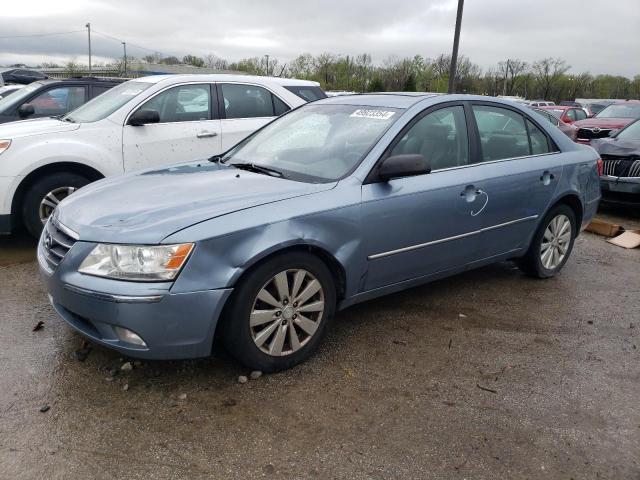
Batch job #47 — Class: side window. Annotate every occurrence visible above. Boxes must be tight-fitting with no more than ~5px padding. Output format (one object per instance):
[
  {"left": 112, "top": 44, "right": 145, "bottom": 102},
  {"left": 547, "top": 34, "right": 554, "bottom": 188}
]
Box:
[
  {"left": 565, "top": 109, "right": 577, "bottom": 121},
  {"left": 575, "top": 109, "right": 587, "bottom": 121},
  {"left": 526, "top": 120, "right": 551, "bottom": 155},
  {"left": 390, "top": 105, "right": 469, "bottom": 170},
  {"left": 139, "top": 84, "right": 210, "bottom": 123},
  {"left": 472, "top": 105, "right": 530, "bottom": 161},
  {"left": 273, "top": 95, "right": 290, "bottom": 116},
  {"left": 91, "top": 85, "right": 112, "bottom": 99},
  {"left": 221, "top": 84, "right": 286, "bottom": 119},
  {"left": 30, "top": 86, "right": 86, "bottom": 115}
]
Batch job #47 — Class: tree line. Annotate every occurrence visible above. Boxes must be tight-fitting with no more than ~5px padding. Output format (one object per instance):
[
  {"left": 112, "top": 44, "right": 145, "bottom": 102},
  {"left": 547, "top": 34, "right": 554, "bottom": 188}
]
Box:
[{"left": 41, "top": 50, "right": 640, "bottom": 102}]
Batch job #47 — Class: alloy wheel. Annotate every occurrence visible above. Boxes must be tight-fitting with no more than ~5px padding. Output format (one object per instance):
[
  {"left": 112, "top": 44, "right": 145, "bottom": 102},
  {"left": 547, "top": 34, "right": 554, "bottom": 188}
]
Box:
[
  {"left": 250, "top": 269, "right": 325, "bottom": 357},
  {"left": 540, "top": 214, "right": 571, "bottom": 270},
  {"left": 38, "top": 186, "right": 77, "bottom": 224}
]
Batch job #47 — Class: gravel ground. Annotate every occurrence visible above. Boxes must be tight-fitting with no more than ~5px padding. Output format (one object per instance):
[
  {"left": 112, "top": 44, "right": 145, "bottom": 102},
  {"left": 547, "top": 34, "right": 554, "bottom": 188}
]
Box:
[{"left": 0, "top": 208, "right": 638, "bottom": 480}]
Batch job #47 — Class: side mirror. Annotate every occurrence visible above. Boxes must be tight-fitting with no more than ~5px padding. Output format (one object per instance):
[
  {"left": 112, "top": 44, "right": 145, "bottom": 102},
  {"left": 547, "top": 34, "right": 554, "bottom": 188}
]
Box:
[
  {"left": 378, "top": 154, "right": 431, "bottom": 181},
  {"left": 128, "top": 109, "right": 160, "bottom": 126},
  {"left": 17, "top": 103, "right": 35, "bottom": 118}
]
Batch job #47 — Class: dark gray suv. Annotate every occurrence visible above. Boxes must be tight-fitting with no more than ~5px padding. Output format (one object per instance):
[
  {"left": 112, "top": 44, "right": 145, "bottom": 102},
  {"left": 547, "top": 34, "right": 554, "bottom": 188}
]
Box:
[{"left": 0, "top": 77, "right": 124, "bottom": 124}]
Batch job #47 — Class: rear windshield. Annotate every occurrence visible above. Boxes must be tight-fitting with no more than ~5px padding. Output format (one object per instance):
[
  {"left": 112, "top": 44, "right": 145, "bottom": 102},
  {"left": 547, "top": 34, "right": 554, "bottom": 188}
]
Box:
[{"left": 284, "top": 86, "right": 327, "bottom": 102}]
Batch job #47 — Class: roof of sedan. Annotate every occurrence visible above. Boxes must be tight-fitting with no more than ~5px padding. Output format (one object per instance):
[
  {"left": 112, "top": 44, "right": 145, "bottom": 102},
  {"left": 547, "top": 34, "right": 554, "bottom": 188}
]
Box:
[
  {"left": 318, "top": 93, "right": 440, "bottom": 109},
  {"left": 133, "top": 74, "right": 320, "bottom": 86}
]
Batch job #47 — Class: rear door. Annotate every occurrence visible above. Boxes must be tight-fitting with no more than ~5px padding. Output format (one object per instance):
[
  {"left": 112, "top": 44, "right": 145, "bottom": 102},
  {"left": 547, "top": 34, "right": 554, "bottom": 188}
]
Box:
[
  {"left": 469, "top": 103, "right": 562, "bottom": 260},
  {"left": 122, "top": 83, "right": 222, "bottom": 171},
  {"left": 218, "top": 83, "right": 291, "bottom": 151}
]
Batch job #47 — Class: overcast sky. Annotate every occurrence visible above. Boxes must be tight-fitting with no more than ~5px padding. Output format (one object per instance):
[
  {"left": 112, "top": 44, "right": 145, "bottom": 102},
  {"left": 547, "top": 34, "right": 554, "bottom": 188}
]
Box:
[{"left": 1, "top": 0, "right": 639, "bottom": 76}]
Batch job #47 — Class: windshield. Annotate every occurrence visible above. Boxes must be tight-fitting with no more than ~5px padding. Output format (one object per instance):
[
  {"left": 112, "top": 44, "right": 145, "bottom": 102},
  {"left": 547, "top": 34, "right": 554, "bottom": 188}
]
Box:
[
  {"left": 223, "top": 104, "right": 401, "bottom": 182},
  {"left": 0, "top": 82, "right": 41, "bottom": 112},
  {"left": 617, "top": 120, "right": 640, "bottom": 141},
  {"left": 596, "top": 103, "right": 640, "bottom": 119},
  {"left": 64, "top": 81, "right": 150, "bottom": 123}
]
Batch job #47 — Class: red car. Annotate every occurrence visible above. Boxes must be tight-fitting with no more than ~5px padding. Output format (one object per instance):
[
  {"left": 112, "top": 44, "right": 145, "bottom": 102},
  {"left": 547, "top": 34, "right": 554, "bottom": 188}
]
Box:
[
  {"left": 532, "top": 108, "right": 578, "bottom": 141},
  {"left": 572, "top": 100, "right": 640, "bottom": 143},
  {"left": 539, "top": 105, "right": 588, "bottom": 124}
]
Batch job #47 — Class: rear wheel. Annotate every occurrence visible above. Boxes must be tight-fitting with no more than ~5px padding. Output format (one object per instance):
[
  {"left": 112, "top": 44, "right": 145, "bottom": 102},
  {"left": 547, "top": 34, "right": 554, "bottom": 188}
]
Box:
[
  {"left": 517, "top": 204, "right": 576, "bottom": 278},
  {"left": 22, "top": 172, "right": 90, "bottom": 237},
  {"left": 221, "top": 252, "right": 336, "bottom": 372}
]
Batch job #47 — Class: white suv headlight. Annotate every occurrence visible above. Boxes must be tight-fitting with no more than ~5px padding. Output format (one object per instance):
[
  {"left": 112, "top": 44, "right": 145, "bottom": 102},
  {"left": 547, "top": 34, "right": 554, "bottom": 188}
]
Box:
[
  {"left": 78, "top": 243, "right": 194, "bottom": 281},
  {"left": 0, "top": 140, "right": 11, "bottom": 155}
]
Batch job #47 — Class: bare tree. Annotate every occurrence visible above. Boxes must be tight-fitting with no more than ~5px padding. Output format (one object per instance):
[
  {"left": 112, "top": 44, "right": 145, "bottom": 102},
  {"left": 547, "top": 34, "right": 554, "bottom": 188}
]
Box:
[
  {"left": 204, "top": 54, "right": 228, "bottom": 70},
  {"left": 532, "top": 58, "right": 570, "bottom": 100}
]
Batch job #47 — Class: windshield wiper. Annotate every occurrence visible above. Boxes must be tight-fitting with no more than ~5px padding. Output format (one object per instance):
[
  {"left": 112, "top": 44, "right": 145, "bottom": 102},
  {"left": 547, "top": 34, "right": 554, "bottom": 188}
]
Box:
[
  {"left": 60, "top": 116, "right": 75, "bottom": 123},
  {"left": 231, "top": 162, "right": 284, "bottom": 178}
]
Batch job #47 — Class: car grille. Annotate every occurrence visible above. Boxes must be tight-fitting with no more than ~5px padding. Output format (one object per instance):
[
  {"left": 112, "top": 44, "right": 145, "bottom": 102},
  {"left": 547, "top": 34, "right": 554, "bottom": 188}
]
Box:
[
  {"left": 41, "top": 218, "right": 78, "bottom": 271},
  {"left": 577, "top": 127, "right": 612, "bottom": 141},
  {"left": 602, "top": 155, "right": 640, "bottom": 177}
]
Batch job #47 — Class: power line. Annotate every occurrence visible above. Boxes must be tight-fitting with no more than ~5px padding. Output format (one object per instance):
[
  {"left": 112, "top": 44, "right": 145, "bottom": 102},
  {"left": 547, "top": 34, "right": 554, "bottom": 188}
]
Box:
[
  {"left": 92, "top": 30, "right": 170, "bottom": 56},
  {"left": 0, "top": 30, "right": 85, "bottom": 39}
]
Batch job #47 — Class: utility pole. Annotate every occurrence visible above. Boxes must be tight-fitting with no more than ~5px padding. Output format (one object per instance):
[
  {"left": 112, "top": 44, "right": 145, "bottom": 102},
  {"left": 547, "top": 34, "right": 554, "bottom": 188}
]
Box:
[
  {"left": 447, "top": 0, "right": 464, "bottom": 93},
  {"left": 122, "top": 42, "right": 127, "bottom": 77},
  {"left": 502, "top": 59, "right": 510, "bottom": 96},
  {"left": 265, "top": 54, "right": 270, "bottom": 76},
  {"left": 86, "top": 22, "right": 92, "bottom": 76}
]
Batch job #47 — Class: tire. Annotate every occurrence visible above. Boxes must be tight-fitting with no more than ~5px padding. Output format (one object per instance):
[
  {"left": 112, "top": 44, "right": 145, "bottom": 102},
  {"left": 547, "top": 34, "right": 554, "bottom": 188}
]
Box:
[
  {"left": 22, "top": 172, "right": 91, "bottom": 238},
  {"left": 517, "top": 204, "right": 577, "bottom": 278},
  {"left": 221, "top": 251, "right": 337, "bottom": 372}
]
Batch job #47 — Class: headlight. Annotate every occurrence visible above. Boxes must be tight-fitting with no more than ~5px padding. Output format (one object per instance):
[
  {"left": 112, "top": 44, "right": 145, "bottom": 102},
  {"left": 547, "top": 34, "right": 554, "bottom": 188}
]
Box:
[
  {"left": 78, "top": 243, "right": 194, "bottom": 281},
  {"left": 0, "top": 139, "right": 11, "bottom": 155}
]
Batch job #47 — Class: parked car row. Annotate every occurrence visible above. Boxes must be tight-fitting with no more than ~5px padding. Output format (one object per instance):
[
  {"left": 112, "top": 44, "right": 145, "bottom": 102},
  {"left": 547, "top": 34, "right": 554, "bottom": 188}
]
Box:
[{"left": 0, "top": 74, "right": 609, "bottom": 371}]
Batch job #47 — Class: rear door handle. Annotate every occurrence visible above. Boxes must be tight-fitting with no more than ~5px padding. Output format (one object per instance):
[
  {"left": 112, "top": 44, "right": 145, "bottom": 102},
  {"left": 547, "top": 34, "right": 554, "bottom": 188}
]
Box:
[
  {"left": 540, "top": 170, "right": 555, "bottom": 185},
  {"left": 196, "top": 131, "right": 218, "bottom": 138}
]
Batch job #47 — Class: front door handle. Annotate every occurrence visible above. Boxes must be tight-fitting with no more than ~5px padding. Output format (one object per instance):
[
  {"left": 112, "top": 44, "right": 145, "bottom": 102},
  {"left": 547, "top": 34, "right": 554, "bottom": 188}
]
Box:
[
  {"left": 460, "top": 184, "right": 481, "bottom": 202},
  {"left": 540, "top": 170, "right": 555, "bottom": 185},
  {"left": 196, "top": 131, "right": 218, "bottom": 138}
]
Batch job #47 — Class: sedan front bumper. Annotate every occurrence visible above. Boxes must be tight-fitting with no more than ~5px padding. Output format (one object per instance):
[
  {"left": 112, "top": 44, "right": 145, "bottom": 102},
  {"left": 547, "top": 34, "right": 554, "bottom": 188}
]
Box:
[{"left": 38, "top": 240, "right": 232, "bottom": 360}]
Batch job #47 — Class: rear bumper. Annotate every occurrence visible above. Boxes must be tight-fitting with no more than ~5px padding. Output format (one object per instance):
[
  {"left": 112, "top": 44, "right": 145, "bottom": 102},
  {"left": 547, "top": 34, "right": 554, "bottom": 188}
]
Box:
[{"left": 38, "top": 241, "right": 233, "bottom": 360}]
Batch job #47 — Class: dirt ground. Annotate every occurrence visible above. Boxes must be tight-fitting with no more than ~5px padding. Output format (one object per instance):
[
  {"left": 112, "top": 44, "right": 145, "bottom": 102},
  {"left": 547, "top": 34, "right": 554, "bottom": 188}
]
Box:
[{"left": 0, "top": 206, "right": 638, "bottom": 480}]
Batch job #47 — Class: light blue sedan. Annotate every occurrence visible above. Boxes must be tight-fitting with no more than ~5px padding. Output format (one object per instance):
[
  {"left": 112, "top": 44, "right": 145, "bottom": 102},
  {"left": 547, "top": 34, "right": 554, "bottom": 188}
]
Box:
[{"left": 38, "top": 94, "right": 601, "bottom": 371}]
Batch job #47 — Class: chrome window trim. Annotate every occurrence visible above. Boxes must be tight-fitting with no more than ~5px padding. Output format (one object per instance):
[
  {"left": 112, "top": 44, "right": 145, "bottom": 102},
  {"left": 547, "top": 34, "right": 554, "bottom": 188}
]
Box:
[
  {"left": 368, "top": 215, "right": 539, "bottom": 260},
  {"left": 63, "top": 284, "right": 164, "bottom": 304},
  {"left": 426, "top": 151, "right": 560, "bottom": 175}
]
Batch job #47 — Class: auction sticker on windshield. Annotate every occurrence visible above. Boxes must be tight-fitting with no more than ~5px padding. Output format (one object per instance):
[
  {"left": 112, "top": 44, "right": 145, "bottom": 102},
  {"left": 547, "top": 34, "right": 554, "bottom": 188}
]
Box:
[{"left": 350, "top": 109, "right": 396, "bottom": 120}]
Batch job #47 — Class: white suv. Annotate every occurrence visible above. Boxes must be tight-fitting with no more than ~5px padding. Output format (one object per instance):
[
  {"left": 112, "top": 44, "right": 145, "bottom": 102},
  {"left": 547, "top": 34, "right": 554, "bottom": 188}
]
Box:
[{"left": 0, "top": 74, "right": 325, "bottom": 236}]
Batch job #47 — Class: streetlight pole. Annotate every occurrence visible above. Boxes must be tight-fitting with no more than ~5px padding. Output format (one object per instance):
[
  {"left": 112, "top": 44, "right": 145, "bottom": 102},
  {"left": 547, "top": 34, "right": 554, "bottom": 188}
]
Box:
[
  {"left": 86, "top": 22, "right": 92, "bottom": 76},
  {"left": 447, "top": 0, "right": 464, "bottom": 93},
  {"left": 265, "top": 54, "right": 270, "bottom": 76},
  {"left": 122, "top": 42, "right": 127, "bottom": 77}
]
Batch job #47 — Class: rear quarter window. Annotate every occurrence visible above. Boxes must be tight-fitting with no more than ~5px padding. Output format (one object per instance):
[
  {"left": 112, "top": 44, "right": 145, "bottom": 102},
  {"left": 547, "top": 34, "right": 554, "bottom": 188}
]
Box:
[{"left": 283, "top": 86, "right": 327, "bottom": 102}]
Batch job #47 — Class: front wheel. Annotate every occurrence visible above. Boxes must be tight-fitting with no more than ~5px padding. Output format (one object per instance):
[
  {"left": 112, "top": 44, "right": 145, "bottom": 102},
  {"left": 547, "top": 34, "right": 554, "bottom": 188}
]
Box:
[
  {"left": 221, "top": 252, "right": 336, "bottom": 372},
  {"left": 22, "top": 172, "right": 91, "bottom": 238},
  {"left": 517, "top": 204, "right": 577, "bottom": 278}
]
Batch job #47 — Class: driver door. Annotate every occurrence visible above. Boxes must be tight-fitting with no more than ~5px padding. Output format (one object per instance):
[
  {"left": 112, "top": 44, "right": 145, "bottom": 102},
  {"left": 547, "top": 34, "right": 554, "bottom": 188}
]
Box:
[
  {"left": 122, "top": 83, "right": 221, "bottom": 171},
  {"left": 361, "top": 104, "right": 485, "bottom": 291}
]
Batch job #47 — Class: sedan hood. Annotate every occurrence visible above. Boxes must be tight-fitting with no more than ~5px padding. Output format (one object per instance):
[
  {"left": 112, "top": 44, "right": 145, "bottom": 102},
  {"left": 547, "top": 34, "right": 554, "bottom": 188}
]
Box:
[
  {"left": 0, "top": 117, "right": 80, "bottom": 139},
  {"left": 591, "top": 137, "right": 640, "bottom": 157},
  {"left": 573, "top": 117, "right": 634, "bottom": 130},
  {"left": 56, "top": 162, "right": 336, "bottom": 243}
]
